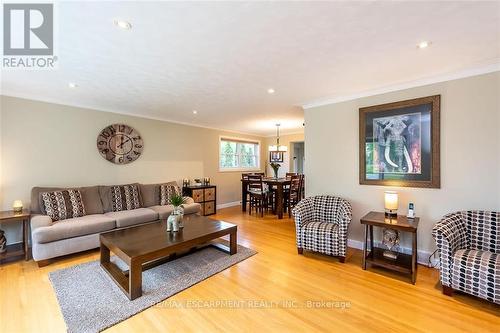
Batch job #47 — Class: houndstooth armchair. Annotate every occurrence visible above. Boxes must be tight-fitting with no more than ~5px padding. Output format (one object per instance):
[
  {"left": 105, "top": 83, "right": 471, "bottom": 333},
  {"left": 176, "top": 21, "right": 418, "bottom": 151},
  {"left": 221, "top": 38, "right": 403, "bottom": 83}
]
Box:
[
  {"left": 432, "top": 211, "right": 499, "bottom": 304},
  {"left": 293, "top": 195, "right": 352, "bottom": 263}
]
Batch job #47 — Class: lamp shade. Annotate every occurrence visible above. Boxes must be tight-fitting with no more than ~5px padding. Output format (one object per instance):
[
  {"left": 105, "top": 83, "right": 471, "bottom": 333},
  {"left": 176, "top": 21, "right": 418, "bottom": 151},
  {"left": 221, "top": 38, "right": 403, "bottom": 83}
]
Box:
[
  {"left": 384, "top": 191, "right": 398, "bottom": 211},
  {"left": 268, "top": 145, "right": 288, "bottom": 152}
]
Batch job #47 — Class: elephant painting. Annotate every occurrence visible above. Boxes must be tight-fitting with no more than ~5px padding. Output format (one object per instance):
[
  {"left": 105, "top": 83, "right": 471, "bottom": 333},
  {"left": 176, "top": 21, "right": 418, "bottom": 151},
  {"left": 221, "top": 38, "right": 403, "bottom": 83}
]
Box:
[{"left": 372, "top": 112, "right": 421, "bottom": 174}]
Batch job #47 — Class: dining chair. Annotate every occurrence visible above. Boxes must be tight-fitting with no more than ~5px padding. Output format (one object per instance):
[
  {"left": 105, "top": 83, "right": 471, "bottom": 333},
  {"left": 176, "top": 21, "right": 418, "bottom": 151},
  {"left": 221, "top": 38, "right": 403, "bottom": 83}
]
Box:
[
  {"left": 287, "top": 175, "right": 302, "bottom": 217},
  {"left": 286, "top": 172, "right": 298, "bottom": 178},
  {"left": 299, "top": 174, "right": 305, "bottom": 199},
  {"left": 247, "top": 175, "right": 268, "bottom": 217}
]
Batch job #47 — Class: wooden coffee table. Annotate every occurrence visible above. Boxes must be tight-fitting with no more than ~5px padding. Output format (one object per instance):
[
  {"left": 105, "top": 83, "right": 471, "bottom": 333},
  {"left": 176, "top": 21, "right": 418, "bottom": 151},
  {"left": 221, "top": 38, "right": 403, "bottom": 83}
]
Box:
[{"left": 99, "top": 214, "right": 237, "bottom": 300}]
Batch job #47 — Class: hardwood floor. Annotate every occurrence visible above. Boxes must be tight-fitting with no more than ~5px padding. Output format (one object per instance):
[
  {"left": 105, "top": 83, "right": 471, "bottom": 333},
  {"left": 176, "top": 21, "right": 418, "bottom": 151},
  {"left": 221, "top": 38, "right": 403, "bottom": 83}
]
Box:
[{"left": 0, "top": 206, "right": 498, "bottom": 332}]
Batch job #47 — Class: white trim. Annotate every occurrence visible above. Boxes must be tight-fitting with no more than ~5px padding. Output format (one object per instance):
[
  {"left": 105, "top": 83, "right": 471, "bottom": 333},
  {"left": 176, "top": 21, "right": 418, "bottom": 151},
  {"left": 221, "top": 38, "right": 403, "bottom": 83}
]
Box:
[
  {"left": 0, "top": 92, "right": 266, "bottom": 138},
  {"left": 347, "top": 238, "right": 438, "bottom": 267},
  {"left": 216, "top": 201, "right": 241, "bottom": 210},
  {"left": 218, "top": 135, "right": 261, "bottom": 172},
  {"left": 302, "top": 62, "right": 500, "bottom": 109}
]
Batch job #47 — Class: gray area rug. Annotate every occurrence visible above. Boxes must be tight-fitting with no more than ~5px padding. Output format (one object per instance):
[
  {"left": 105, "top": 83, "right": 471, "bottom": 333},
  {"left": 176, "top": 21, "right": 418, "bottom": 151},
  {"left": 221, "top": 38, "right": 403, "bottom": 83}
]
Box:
[{"left": 49, "top": 243, "right": 257, "bottom": 333}]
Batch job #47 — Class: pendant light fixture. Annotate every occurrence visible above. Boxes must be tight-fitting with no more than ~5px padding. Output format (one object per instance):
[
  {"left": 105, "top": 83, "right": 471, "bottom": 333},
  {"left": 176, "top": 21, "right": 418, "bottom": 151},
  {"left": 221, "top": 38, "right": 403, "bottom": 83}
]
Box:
[{"left": 269, "top": 124, "right": 287, "bottom": 152}]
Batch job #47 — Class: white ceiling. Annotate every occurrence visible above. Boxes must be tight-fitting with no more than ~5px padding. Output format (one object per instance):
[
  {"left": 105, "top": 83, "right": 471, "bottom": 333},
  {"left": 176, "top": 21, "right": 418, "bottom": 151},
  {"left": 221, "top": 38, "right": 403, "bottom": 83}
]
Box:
[{"left": 1, "top": 1, "right": 499, "bottom": 136}]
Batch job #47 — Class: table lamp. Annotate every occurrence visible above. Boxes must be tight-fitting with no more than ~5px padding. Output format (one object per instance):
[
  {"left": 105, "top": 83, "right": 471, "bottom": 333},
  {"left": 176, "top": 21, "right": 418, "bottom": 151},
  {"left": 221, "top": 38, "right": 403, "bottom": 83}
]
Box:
[{"left": 384, "top": 191, "right": 398, "bottom": 217}]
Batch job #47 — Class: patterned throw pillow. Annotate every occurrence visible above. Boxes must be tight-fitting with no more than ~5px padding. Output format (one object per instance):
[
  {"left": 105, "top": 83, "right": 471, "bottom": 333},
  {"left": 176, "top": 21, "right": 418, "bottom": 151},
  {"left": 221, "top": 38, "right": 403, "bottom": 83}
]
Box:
[
  {"left": 159, "top": 184, "right": 181, "bottom": 206},
  {"left": 41, "top": 189, "right": 86, "bottom": 221},
  {"left": 110, "top": 184, "right": 142, "bottom": 212}
]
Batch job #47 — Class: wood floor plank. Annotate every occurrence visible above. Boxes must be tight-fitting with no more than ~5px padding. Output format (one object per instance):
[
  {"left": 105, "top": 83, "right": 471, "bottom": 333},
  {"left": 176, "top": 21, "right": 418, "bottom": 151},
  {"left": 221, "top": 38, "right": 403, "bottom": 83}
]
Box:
[{"left": 0, "top": 206, "right": 498, "bottom": 332}]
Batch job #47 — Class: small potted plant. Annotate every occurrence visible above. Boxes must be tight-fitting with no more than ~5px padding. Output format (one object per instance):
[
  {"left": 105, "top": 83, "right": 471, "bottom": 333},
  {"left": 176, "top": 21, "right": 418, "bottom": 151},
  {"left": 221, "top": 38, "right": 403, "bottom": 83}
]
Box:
[
  {"left": 167, "top": 194, "right": 186, "bottom": 231},
  {"left": 270, "top": 162, "right": 281, "bottom": 178}
]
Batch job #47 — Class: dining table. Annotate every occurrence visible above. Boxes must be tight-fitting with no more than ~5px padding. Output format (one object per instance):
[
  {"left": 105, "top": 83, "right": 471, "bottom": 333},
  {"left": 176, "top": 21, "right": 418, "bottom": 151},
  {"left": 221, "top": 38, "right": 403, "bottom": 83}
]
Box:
[{"left": 241, "top": 177, "right": 291, "bottom": 219}]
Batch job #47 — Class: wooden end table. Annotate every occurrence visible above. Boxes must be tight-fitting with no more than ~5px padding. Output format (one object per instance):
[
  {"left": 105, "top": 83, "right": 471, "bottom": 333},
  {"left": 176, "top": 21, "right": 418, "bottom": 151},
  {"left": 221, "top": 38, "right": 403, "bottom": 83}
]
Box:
[
  {"left": 0, "top": 209, "right": 31, "bottom": 262},
  {"left": 360, "top": 211, "right": 419, "bottom": 284}
]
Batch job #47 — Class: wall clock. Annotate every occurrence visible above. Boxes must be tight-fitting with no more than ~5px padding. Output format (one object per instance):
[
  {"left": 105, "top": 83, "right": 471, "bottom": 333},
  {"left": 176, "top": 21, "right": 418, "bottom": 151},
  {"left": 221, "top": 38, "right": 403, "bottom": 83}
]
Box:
[{"left": 97, "top": 124, "right": 143, "bottom": 164}]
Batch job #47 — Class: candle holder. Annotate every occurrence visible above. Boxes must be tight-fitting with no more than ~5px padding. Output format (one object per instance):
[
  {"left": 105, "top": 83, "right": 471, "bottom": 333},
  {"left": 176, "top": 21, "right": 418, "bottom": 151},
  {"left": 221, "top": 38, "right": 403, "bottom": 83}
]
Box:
[{"left": 13, "top": 200, "right": 23, "bottom": 213}]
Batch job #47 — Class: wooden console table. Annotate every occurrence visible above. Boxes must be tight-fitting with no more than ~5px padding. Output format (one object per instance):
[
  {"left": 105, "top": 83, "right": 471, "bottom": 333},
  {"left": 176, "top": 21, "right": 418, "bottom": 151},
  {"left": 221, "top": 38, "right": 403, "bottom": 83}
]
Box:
[
  {"left": 0, "top": 209, "right": 31, "bottom": 262},
  {"left": 360, "top": 211, "right": 419, "bottom": 284}
]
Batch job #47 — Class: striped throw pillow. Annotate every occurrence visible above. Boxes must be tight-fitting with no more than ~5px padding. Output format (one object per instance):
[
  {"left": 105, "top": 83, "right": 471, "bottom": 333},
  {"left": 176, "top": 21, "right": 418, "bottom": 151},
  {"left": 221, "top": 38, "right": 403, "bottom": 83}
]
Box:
[
  {"left": 41, "top": 189, "right": 86, "bottom": 221},
  {"left": 110, "top": 184, "right": 141, "bottom": 212},
  {"left": 159, "top": 184, "right": 181, "bottom": 206}
]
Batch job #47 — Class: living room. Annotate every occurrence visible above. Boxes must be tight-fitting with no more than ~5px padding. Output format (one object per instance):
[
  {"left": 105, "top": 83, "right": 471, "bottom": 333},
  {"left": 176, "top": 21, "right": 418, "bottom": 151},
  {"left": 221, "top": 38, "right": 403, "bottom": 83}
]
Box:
[{"left": 0, "top": 1, "right": 499, "bottom": 332}]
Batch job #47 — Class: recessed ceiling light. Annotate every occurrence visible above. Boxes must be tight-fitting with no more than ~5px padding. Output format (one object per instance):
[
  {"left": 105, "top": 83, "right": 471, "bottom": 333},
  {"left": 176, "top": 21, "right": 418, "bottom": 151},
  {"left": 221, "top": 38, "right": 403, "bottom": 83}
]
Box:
[
  {"left": 113, "top": 19, "right": 132, "bottom": 30},
  {"left": 267, "top": 88, "right": 275, "bottom": 94},
  {"left": 417, "top": 41, "right": 431, "bottom": 49},
  {"left": 192, "top": 110, "right": 198, "bottom": 114},
  {"left": 68, "top": 82, "right": 78, "bottom": 88}
]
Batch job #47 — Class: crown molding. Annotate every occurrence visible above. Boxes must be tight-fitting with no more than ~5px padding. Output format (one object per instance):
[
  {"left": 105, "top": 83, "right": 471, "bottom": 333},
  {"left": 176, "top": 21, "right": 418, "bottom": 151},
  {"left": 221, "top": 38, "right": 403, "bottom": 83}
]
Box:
[
  {"left": 302, "top": 62, "right": 500, "bottom": 109},
  {"left": 0, "top": 92, "right": 268, "bottom": 138}
]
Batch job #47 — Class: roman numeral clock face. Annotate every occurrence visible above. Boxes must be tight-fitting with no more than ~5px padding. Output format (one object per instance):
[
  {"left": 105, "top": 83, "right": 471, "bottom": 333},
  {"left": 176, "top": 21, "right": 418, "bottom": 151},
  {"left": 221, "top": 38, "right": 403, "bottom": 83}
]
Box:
[{"left": 97, "top": 124, "right": 143, "bottom": 164}]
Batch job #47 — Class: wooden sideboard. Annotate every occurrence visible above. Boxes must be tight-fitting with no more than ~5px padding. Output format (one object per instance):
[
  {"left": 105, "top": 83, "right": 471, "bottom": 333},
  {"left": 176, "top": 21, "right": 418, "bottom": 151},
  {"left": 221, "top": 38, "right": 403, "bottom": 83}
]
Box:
[{"left": 183, "top": 185, "right": 216, "bottom": 216}]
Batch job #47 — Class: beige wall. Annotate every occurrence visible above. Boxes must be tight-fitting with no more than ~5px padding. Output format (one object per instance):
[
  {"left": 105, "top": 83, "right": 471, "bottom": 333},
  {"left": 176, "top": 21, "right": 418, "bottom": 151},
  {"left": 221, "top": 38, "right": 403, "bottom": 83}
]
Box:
[
  {"left": 305, "top": 72, "right": 500, "bottom": 255},
  {"left": 264, "top": 133, "right": 304, "bottom": 177},
  {"left": 0, "top": 96, "right": 265, "bottom": 243}
]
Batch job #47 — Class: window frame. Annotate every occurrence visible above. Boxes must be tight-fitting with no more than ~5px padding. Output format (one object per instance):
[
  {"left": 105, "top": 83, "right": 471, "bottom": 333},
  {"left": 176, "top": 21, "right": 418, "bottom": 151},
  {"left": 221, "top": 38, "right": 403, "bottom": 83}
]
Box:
[{"left": 218, "top": 136, "right": 261, "bottom": 172}]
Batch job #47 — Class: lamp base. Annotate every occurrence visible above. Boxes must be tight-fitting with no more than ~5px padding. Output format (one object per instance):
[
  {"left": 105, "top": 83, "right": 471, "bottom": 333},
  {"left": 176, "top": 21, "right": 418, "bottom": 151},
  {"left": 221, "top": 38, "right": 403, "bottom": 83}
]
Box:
[
  {"left": 13, "top": 207, "right": 23, "bottom": 213},
  {"left": 384, "top": 209, "right": 397, "bottom": 218}
]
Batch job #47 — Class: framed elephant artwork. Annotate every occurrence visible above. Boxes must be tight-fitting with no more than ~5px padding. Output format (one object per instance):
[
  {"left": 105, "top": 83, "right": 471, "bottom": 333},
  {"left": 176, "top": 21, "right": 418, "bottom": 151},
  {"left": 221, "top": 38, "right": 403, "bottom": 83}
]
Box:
[{"left": 359, "top": 95, "right": 440, "bottom": 188}]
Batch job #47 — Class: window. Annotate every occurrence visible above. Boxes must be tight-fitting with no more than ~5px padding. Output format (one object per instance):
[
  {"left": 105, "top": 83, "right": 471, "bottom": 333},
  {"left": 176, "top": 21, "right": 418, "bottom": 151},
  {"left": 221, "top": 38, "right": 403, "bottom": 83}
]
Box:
[{"left": 219, "top": 137, "right": 260, "bottom": 171}]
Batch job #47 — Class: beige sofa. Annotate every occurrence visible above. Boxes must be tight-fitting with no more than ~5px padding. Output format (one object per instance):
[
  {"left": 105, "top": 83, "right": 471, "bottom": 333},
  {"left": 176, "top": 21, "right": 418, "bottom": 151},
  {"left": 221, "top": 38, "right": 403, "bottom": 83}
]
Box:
[{"left": 30, "top": 183, "right": 201, "bottom": 265}]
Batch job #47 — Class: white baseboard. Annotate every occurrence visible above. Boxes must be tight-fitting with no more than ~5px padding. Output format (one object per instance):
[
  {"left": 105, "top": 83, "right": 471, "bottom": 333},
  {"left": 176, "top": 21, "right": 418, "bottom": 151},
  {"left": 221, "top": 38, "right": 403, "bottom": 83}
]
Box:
[
  {"left": 348, "top": 239, "right": 438, "bottom": 267},
  {"left": 216, "top": 201, "right": 241, "bottom": 210}
]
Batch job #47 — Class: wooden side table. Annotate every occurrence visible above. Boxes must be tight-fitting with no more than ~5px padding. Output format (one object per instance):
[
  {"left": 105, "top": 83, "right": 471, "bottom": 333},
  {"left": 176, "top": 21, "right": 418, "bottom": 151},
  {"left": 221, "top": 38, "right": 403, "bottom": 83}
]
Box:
[
  {"left": 0, "top": 209, "right": 31, "bottom": 262},
  {"left": 360, "top": 211, "right": 419, "bottom": 284}
]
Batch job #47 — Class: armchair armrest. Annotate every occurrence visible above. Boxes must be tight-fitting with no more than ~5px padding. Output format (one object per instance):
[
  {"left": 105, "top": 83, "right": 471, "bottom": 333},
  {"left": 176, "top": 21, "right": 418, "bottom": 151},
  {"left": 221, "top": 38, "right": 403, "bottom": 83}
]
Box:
[
  {"left": 292, "top": 198, "right": 315, "bottom": 228},
  {"left": 336, "top": 201, "right": 353, "bottom": 242},
  {"left": 432, "top": 212, "right": 469, "bottom": 287},
  {"left": 30, "top": 214, "right": 53, "bottom": 232}
]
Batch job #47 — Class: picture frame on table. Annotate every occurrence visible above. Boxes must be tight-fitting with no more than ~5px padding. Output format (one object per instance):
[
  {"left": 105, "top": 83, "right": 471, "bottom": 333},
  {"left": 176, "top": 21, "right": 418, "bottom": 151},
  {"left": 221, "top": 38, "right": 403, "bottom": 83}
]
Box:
[{"left": 269, "top": 151, "right": 284, "bottom": 163}]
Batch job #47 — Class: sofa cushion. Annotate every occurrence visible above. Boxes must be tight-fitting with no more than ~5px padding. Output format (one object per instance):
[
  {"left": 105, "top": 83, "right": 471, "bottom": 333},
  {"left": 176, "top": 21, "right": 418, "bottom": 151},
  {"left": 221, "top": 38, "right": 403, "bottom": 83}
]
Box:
[
  {"left": 139, "top": 182, "right": 180, "bottom": 207},
  {"left": 104, "top": 208, "right": 158, "bottom": 228},
  {"left": 149, "top": 202, "right": 201, "bottom": 219},
  {"left": 32, "top": 214, "right": 116, "bottom": 244},
  {"left": 159, "top": 184, "right": 181, "bottom": 205},
  {"left": 139, "top": 184, "right": 158, "bottom": 207},
  {"left": 41, "top": 189, "right": 86, "bottom": 221},
  {"left": 99, "top": 183, "right": 143, "bottom": 213},
  {"left": 148, "top": 205, "right": 174, "bottom": 219},
  {"left": 31, "top": 185, "right": 104, "bottom": 215}
]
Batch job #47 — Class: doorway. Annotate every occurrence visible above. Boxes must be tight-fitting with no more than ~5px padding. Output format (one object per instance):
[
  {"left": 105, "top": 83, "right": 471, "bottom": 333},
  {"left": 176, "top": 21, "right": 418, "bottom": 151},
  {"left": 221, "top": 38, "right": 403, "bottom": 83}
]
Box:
[{"left": 291, "top": 141, "right": 305, "bottom": 174}]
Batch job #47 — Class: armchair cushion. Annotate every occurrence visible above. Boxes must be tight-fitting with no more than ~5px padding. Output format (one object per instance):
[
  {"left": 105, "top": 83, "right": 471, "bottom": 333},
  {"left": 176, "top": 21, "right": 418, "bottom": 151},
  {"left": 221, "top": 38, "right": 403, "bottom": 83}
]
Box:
[
  {"left": 452, "top": 249, "right": 499, "bottom": 304},
  {"left": 299, "top": 221, "right": 340, "bottom": 256}
]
